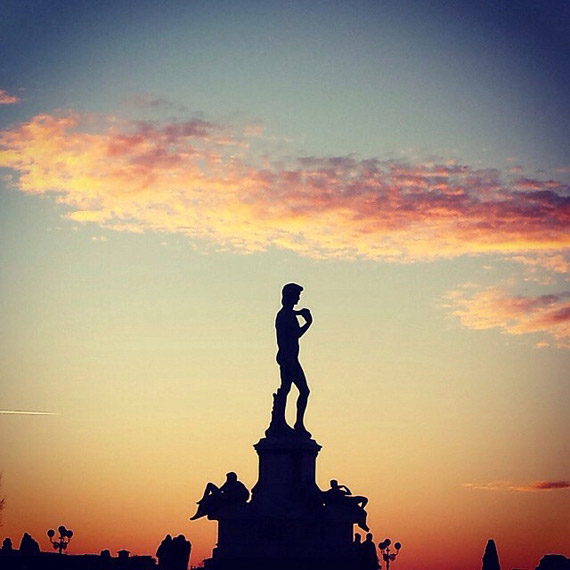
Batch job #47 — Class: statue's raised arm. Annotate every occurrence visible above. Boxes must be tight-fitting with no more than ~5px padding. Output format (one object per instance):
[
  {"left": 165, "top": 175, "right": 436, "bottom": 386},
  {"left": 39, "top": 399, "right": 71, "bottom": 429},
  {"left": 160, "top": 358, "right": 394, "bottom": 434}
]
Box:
[{"left": 270, "top": 283, "right": 313, "bottom": 438}]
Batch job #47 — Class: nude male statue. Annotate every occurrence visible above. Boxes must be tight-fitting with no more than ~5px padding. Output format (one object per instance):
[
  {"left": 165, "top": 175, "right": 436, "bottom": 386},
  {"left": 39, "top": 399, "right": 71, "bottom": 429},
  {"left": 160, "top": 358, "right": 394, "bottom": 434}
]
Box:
[
  {"left": 189, "top": 472, "right": 249, "bottom": 520},
  {"left": 322, "top": 479, "right": 370, "bottom": 531},
  {"left": 273, "top": 282, "right": 313, "bottom": 436}
]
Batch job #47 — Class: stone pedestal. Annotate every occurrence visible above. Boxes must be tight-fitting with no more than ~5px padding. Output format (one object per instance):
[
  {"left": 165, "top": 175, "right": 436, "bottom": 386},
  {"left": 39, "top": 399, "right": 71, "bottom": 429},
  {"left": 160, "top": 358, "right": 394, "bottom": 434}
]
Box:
[
  {"left": 205, "top": 433, "right": 359, "bottom": 570},
  {"left": 252, "top": 435, "right": 322, "bottom": 514}
]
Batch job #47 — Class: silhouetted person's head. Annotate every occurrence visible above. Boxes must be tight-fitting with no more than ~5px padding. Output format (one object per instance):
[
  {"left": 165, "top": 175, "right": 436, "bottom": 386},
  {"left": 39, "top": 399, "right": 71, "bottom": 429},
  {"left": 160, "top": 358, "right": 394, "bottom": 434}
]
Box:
[
  {"left": 330, "top": 479, "right": 338, "bottom": 488},
  {"left": 365, "top": 533, "right": 373, "bottom": 542},
  {"left": 226, "top": 472, "right": 237, "bottom": 482},
  {"left": 354, "top": 534, "right": 362, "bottom": 544},
  {"left": 281, "top": 283, "right": 303, "bottom": 308}
]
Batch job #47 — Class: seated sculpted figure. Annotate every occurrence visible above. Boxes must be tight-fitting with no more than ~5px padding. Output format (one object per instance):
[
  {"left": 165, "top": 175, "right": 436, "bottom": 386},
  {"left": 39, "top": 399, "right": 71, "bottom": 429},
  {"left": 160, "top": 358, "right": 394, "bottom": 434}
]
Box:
[
  {"left": 322, "top": 479, "right": 369, "bottom": 531},
  {"left": 190, "top": 472, "right": 250, "bottom": 520}
]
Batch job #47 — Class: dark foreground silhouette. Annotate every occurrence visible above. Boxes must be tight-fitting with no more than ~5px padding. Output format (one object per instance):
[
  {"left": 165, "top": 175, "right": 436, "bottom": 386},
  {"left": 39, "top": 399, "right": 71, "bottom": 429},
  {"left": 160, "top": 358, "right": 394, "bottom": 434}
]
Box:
[
  {"left": 2, "top": 532, "right": 568, "bottom": 570},
  {"left": 0, "top": 532, "right": 192, "bottom": 570}
]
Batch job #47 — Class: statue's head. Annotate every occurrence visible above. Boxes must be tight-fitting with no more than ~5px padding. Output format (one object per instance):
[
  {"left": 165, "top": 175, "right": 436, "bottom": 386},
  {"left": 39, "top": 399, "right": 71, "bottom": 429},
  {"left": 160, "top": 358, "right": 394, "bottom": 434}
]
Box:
[
  {"left": 281, "top": 283, "right": 303, "bottom": 306},
  {"left": 226, "top": 472, "right": 237, "bottom": 482}
]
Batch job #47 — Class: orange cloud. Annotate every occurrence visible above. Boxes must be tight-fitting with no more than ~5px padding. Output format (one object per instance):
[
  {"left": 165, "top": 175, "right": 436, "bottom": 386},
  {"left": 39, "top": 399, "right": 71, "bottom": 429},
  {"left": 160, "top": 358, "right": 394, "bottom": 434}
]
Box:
[
  {"left": 1, "top": 111, "right": 570, "bottom": 263},
  {"left": 445, "top": 286, "right": 570, "bottom": 348},
  {"left": 463, "top": 480, "right": 570, "bottom": 492},
  {"left": 0, "top": 89, "right": 20, "bottom": 105}
]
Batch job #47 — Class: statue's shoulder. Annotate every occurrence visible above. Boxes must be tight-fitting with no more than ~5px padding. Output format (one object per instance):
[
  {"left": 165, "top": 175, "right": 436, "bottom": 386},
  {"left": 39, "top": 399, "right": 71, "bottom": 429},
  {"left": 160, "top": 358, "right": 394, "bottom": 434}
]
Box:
[{"left": 275, "top": 307, "right": 288, "bottom": 325}]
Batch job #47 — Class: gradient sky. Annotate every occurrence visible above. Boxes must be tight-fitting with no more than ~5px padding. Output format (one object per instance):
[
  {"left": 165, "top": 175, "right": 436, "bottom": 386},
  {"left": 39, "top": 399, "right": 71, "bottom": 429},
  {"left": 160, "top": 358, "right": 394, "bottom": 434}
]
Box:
[{"left": 1, "top": 2, "right": 569, "bottom": 569}]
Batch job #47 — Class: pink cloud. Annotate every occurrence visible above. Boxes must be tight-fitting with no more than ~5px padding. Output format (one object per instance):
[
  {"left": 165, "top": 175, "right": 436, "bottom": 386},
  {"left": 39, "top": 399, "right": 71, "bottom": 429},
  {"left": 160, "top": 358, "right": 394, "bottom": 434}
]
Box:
[
  {"left": 463, "top": 481, "right": 570, "bottom": 492},
  {"left": 0, "top": 89, "right": 20, "bottom": 105},
  {"left": 445, "top": 287, "right": 570, "bottom": 348},
  {"left": 1, "top": 111, "right": 570, "bottom": 263}
]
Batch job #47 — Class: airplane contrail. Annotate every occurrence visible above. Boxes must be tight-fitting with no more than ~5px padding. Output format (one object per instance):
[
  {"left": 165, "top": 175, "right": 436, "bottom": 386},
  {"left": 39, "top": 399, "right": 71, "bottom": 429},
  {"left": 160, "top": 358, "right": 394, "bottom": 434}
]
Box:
[{"left": 0, "top": 410, "right": 59, "bottom": 415}]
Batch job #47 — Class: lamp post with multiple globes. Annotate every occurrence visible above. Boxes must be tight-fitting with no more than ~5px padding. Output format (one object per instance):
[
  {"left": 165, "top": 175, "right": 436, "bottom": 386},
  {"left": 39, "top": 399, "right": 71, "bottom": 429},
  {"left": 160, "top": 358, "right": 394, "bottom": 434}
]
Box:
[
  {"left": 379, "top": 538, "right": 402, "bottom": 570},
  {"left": 47, "top": 526, "right": 73, "bottom": 554}
]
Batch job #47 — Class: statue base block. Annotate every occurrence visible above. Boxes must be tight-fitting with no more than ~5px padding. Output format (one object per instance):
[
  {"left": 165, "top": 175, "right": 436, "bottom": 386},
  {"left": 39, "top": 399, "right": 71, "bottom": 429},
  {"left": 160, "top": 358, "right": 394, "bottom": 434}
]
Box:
[{"left": 207, "top": 433, "right": 358, "bottom": 570}]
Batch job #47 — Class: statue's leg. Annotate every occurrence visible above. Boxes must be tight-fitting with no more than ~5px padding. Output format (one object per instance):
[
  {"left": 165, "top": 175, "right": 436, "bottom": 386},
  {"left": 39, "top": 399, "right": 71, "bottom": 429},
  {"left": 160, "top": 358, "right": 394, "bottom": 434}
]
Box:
[
  {"left": 293, "top": 365, "right": 310, "bottom": 434},
  {"left": 353, "top": 495, "right": 368, "bottom": 509},
  {"left": 190, "top": 484, "right": 220, "bottom": 520},
  {"left": 203, "top": 482, "right": 219, "bottom": 497}
]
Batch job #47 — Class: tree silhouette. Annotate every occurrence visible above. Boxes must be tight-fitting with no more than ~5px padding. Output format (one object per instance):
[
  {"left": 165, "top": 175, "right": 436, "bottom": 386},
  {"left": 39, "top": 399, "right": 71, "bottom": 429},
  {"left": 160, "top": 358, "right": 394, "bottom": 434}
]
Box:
[{"left": 482, "top": 539, "right": 501, "bottom": 570}]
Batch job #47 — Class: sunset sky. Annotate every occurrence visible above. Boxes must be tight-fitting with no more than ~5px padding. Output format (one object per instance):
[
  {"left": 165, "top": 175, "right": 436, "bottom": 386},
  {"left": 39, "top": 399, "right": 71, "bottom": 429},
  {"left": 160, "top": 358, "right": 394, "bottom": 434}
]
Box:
[{"left": 1, "top": 1, "right": 569, "bottom": 569}]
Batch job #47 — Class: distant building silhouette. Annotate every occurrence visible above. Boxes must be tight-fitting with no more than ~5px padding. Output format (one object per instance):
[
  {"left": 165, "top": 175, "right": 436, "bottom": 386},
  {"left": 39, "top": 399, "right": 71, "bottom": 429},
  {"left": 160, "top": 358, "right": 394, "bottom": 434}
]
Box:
[
  {"left": 535, "top": 555, "right": 570, "bottom": 570},
  {"left": 0, "top": 539, "right": 156, "bottom": 570}
]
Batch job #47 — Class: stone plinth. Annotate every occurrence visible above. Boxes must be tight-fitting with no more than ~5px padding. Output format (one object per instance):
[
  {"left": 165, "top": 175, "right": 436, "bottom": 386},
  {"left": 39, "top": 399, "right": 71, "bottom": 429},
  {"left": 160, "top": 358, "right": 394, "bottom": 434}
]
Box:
[
  {"left": 251, "top": 435, "right": 322, "bottom": 515},
  {"left": 207, "top": 433, "right": 358, "bottom": 570}
]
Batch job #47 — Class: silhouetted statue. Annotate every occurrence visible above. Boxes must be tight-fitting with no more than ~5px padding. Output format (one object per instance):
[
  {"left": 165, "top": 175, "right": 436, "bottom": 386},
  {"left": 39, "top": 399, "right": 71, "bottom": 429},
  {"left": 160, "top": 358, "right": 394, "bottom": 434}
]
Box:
[
  {"left": 363, "top": 533, "right": 380, "bottom": 570},
  {"left": 322, "top": 479, "right": 369, "bottom": 531},
  {"left": 18, "top": 532, "right": 40, "bottom": 555},
  {"left": 482, "top": 539, "right": 501, "bottom": 570},
  {"left": 190, "top": 472, "right": 249, "bottom": 520},
  {"left": 269, "top": 283, "right": 313, "bottom": 437},
  {"left": 1, "top": 537, "right": 13, "bottom": 553}
]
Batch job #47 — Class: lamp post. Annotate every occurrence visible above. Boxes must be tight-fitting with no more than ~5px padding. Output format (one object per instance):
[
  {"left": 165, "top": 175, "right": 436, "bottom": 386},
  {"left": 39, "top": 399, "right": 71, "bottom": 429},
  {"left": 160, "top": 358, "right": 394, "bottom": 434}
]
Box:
[
  {"left": 47, "top": 526, "right": 73, "bottom": 554},
  {"left": 379, "top": 538, "right": 402, "bottom": 570}
]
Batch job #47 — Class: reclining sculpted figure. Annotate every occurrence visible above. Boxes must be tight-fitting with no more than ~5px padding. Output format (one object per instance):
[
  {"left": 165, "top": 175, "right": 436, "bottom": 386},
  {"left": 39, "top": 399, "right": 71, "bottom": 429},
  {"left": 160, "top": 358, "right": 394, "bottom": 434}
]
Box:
[
  {"left": 322, "top": 479, "right": 369, "bottom": 531},
  {"left": 190, "top": 472, "right": 249, "bottom": 520}
]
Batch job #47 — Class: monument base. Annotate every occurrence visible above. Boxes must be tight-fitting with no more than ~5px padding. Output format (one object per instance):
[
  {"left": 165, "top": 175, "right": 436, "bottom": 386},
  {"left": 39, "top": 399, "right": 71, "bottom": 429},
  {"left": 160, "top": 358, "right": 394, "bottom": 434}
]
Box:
[{"left": 206, "top": 433, "right": 361, "bottom": 570}]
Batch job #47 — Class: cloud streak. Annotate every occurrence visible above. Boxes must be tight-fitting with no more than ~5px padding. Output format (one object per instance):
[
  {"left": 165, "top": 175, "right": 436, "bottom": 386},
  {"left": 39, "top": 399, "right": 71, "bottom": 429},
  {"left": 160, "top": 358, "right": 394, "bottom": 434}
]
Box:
[
  {"left": 445, "top": 286, "right": 570, "bottom": 348},
  {"left": 0, "top": 111, "right": 569, "bottom": 263},
  {"left": 0, "top": 89, "right": 20, "bottom": 105},
  {"left": 463, "top": 480, "right": 570, "bottom": 493},
  {"left": 0, "top": 410, "right": 59, "bottom": 415}
]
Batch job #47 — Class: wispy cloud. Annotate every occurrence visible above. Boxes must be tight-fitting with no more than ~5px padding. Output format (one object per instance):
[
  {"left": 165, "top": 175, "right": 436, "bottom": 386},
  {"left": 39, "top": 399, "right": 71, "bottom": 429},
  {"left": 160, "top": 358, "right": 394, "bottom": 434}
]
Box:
[
  {"left": 444, "top": 286, "right": 570, "bottom": 348},
  {"left": 0, "top": 111, "right": 569, "bottom": 263},
  {"left": 0, "top": 410, "right": 59, "bottom": 415},
  {"left": 123, "top": 94, "right": 188, "bottom": 113},
  {"left": 0, "top": 89, "right": 20, "bottom": 105},
  {"left": 463, "top": 480, "right": 570, "bottom": 492},
  {"left": 510, "top": 253, "right": 570, "bottom": 283}
]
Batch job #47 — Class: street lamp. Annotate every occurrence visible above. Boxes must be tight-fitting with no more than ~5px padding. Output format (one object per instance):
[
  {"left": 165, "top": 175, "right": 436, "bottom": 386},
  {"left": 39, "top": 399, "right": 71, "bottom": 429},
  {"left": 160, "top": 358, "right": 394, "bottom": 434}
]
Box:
[
  {"left": 47, "top": 526, "right": 73, "bottom": 554},
  {"left": 379, "top": 538, "right": 402, "bottom": 570}
]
